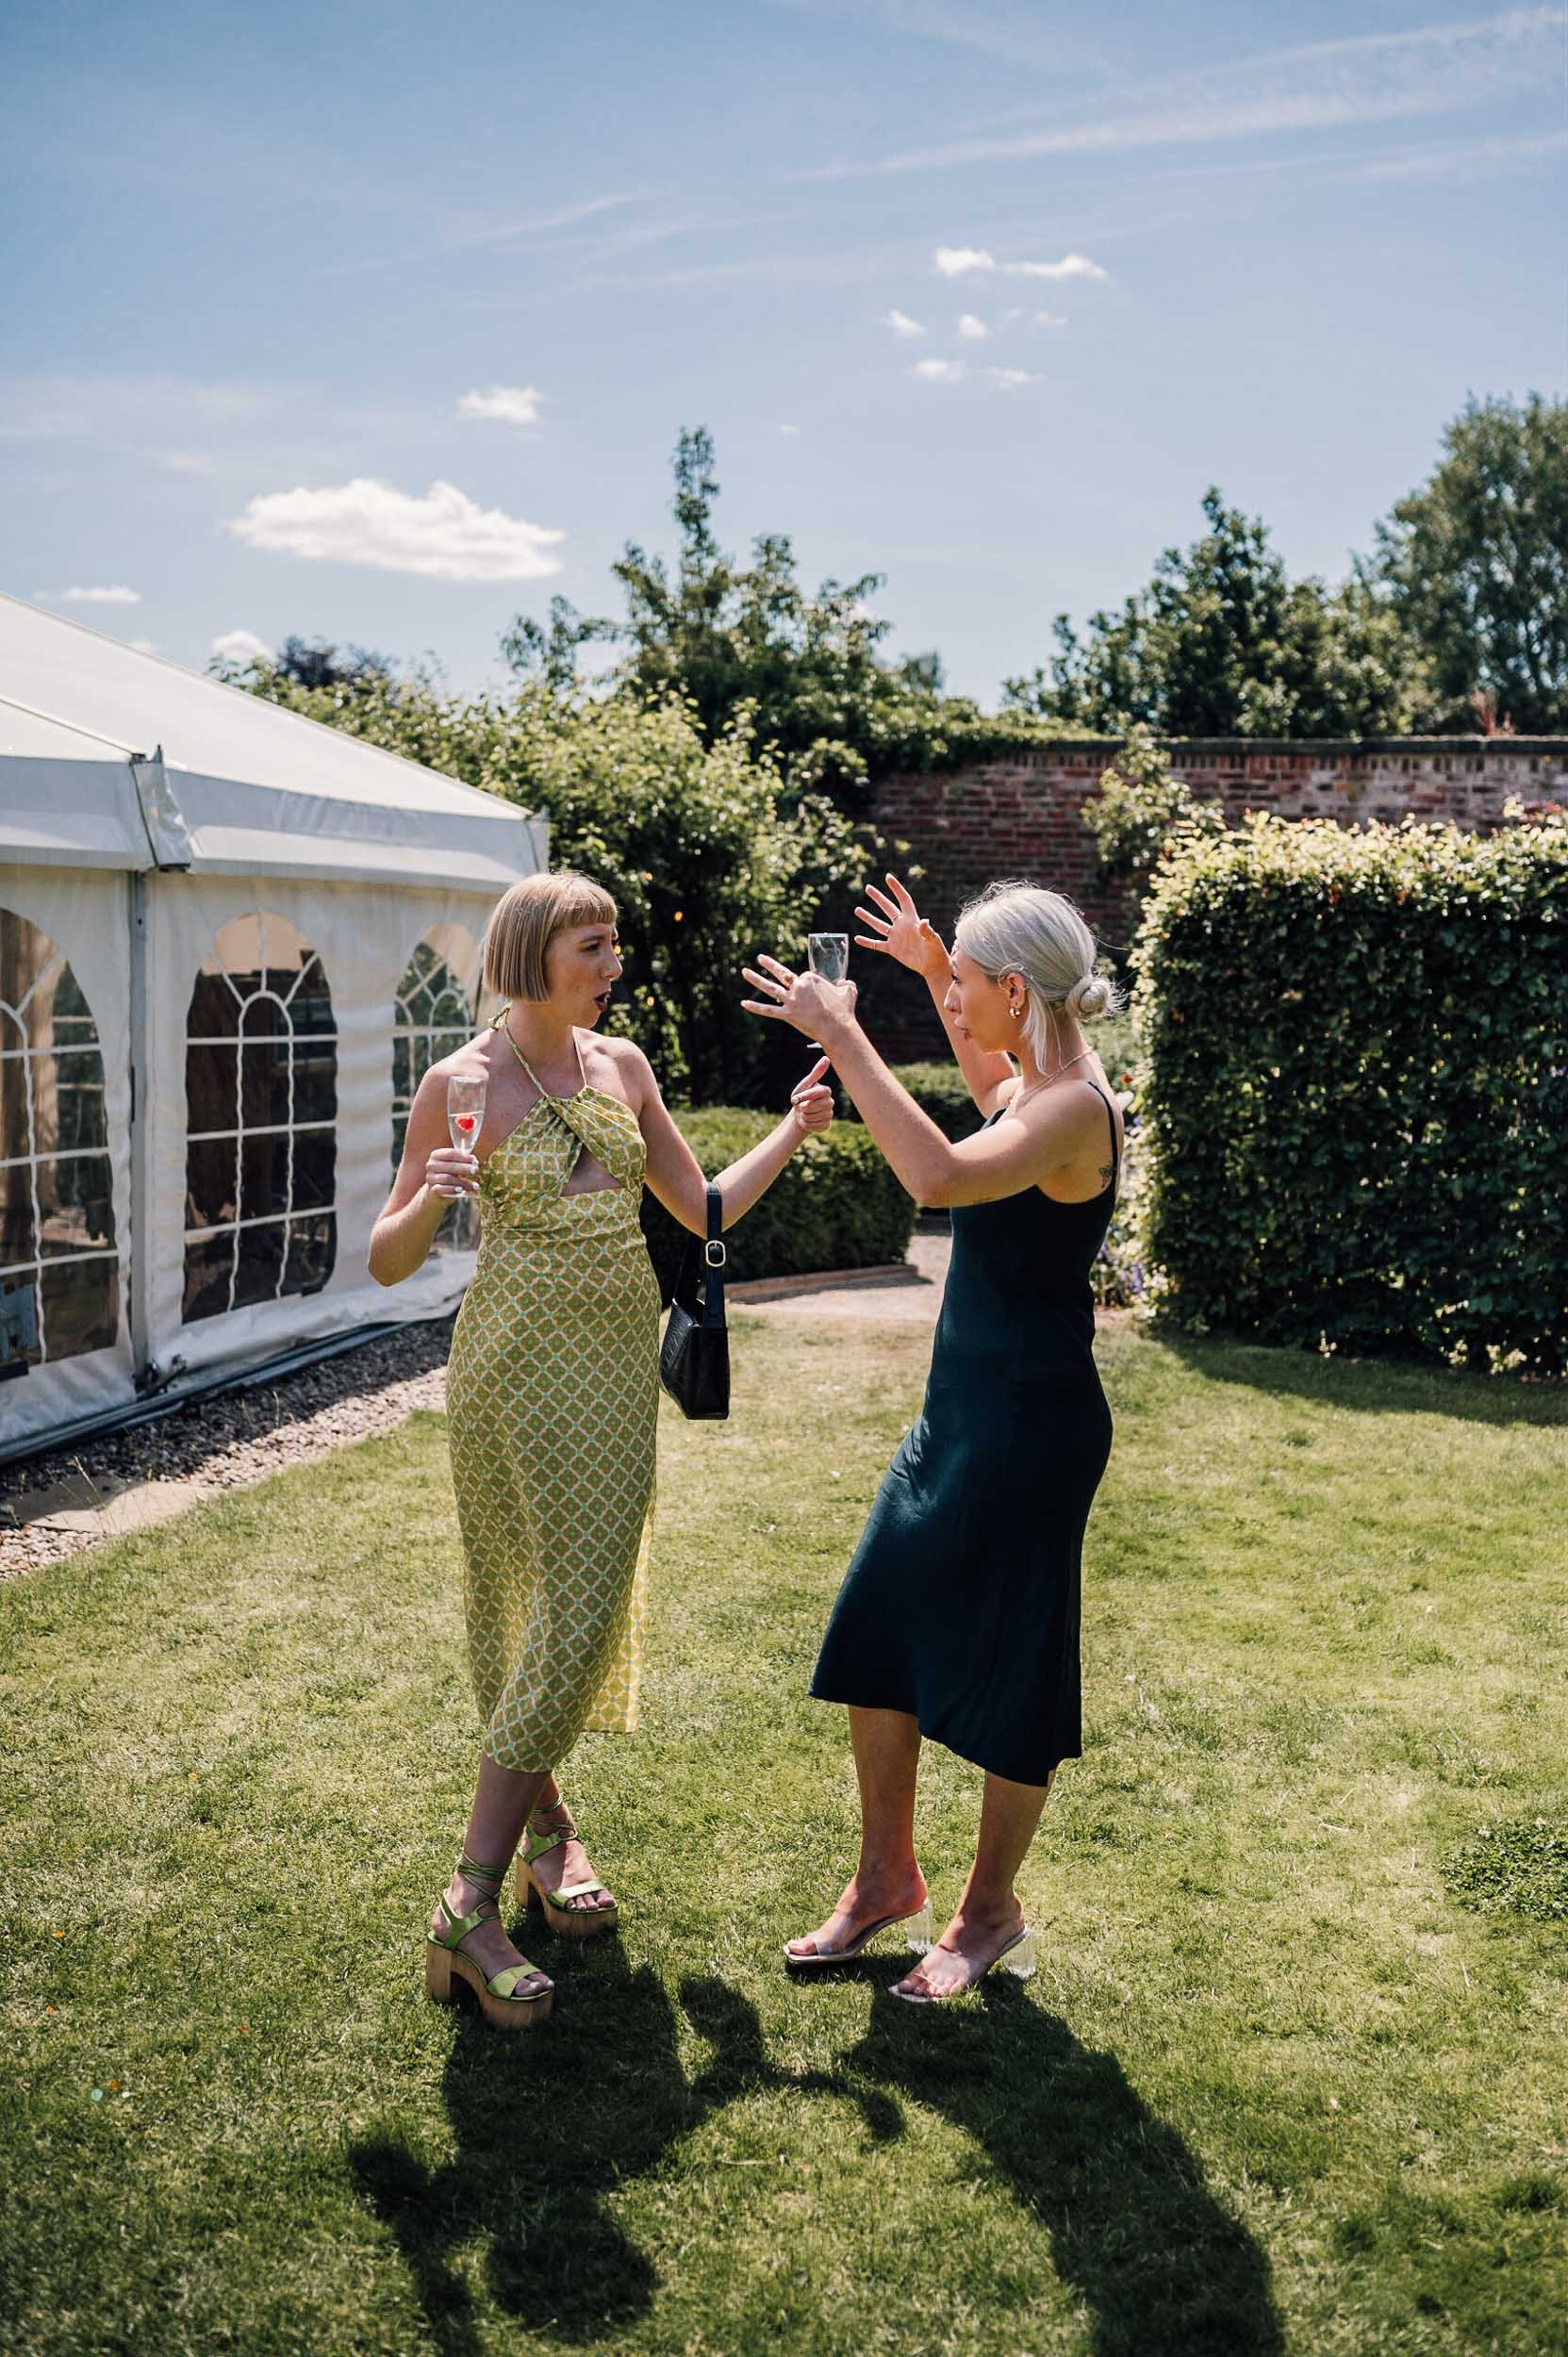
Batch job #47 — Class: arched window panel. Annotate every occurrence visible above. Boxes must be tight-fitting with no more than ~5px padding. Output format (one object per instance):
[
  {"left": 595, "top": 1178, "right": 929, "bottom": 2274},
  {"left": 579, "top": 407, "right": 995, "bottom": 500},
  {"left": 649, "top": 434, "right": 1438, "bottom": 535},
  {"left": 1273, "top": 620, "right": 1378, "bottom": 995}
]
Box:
[
  {"left": 183, "top": 912, "right": 338, "bottom": 1325},
  {"left": 392, "top": 924, "right": 483, "bottom": 1253},
  {"left": 0, "top": 906, "right": 121, "bottom": 1371}
]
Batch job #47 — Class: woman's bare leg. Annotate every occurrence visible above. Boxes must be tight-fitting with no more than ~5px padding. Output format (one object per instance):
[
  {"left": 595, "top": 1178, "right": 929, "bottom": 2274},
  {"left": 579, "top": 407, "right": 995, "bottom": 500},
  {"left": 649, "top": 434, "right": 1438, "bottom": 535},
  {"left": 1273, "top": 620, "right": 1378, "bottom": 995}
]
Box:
[
  {"left": 785, "top": 1706, "right": 927, "bottom": 1959},
  {"left": 894, "top": 1766, "right": 1054, "bottom": 2000},
  {"left": 427, "top": 1755, "right": 553, "bottom": 1994}
]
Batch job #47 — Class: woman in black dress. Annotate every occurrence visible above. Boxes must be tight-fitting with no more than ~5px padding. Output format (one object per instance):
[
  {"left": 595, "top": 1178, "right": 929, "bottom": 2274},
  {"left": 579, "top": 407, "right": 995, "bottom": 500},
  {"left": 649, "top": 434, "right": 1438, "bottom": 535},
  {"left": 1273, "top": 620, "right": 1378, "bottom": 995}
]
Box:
[{"left": 742, "top": 875, "right": 1121, "bottom": 2003}]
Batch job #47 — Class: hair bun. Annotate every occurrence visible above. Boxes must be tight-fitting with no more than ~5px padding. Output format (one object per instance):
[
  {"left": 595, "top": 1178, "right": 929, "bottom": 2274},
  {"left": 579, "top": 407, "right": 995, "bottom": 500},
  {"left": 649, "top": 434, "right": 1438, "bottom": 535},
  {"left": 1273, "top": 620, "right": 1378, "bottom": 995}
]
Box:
[{"left": 1066, "top": 970, "right": 1113, "bottom": 1022}]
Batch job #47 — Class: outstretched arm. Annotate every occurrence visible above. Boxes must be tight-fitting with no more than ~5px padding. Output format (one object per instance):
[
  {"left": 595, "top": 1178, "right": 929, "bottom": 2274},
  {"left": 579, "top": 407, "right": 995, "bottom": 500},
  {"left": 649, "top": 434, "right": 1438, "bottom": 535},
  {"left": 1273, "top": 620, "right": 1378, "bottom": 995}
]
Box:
[
  {"left": 741, "top": 962, "right": 1091, "bottom": 1209},
  {"left": 854, "top": 874, "right": 1015, "bottom": 1118},
  {"left": 627, "top": 1044, "right": 834, "bottom": 1235}
]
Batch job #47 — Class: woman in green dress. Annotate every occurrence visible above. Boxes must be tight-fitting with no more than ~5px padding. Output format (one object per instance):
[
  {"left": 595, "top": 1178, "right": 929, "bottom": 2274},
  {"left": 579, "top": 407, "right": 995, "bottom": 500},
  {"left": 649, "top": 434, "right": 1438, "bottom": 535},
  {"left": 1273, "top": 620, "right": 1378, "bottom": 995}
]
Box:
[{"left": 371, "top": 870, "right": 834, "bottom": 2029}]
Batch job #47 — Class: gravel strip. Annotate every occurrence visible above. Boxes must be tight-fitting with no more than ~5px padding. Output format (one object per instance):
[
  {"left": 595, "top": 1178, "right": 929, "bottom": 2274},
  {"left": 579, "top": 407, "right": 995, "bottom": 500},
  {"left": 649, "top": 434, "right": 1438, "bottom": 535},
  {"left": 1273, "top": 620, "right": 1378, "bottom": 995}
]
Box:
[
  {"left": 0, "top": 1314, "right": 456, "bottom": 1581},
  {"left": 1, "top": 1228, "right": 954, "bottom": 1581}
]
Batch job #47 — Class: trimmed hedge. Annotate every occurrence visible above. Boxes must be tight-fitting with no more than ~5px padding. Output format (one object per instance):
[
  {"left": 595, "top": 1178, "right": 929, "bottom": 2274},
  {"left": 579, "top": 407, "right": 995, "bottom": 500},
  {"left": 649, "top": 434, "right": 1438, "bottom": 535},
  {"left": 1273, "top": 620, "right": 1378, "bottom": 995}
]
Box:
[
  {"left": 640, "top": 1108, "right": 917, "bottom": 1303},
  {"left": 1133, "top": 812, "right": 1568, "bottom": 1373},
  {"left": 883, "top": 1063, "right": 985, "bottom": 1141}
]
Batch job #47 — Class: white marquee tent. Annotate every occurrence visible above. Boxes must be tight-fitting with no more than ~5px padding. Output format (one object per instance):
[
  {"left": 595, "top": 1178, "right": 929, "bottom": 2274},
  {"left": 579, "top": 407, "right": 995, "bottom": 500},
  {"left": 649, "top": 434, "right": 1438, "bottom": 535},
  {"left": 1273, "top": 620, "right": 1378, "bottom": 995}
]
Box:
[{"left": 0, "top": 592, "right": 545, "bottom": 1460}]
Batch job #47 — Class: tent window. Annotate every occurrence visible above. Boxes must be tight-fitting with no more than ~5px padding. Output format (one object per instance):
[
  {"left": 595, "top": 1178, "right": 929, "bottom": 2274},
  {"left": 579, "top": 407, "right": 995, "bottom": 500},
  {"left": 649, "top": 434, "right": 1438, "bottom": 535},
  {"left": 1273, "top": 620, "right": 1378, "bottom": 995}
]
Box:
[
  {"left": 393, "top": 930, "right": 481, "bottom": 1253},
  {"left": 0, "top": 906, "right": 122, "bottom": 1373},
  {"left": 182, "top": 912, "right": 338, "bottom": 1324}
]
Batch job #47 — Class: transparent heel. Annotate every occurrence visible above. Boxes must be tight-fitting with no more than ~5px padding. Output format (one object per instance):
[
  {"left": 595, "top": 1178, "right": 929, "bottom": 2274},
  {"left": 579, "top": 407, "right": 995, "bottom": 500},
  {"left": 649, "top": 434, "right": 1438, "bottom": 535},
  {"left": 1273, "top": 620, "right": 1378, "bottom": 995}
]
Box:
[
  {"left": 904, "top": 1900, "right": 934, "bottom": 1955},
  {"left": 1001, "top": 1926, "right": 1036, "bottom": 1981}
]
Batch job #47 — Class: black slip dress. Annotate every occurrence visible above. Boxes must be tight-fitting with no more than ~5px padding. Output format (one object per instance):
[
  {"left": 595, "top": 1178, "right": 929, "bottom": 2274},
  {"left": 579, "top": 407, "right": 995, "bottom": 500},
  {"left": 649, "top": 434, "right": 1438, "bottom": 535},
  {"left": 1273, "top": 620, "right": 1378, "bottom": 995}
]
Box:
[{"left": 808, "top": 1079, "right": 1120, "bottom": 1787}]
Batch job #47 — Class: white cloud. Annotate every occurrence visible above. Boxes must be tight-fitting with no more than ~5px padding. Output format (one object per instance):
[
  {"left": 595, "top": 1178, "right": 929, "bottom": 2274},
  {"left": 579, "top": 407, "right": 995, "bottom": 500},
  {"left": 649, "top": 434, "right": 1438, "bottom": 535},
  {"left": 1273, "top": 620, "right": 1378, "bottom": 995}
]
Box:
[
  {"left": 882, "top": 307, "right": 928, "bottom": 337},
  {"left": 456, "top": 384, "right": 543, "bottom": 427},
  {"left": 779, "top": 422, "right": 802, "bottom": 436},
  {"left": 820, "top": 9, "right": 1560, "bottom": 180},
  {"left": 1008, "top": 253, "right": 1108, "bottom": 281},
  {"left": 983, "top": 367, "right": 1039, "bottom": 388},
  {"left": 211, "top": 628, "right": 275, "bottom": 667},
  {"left": 934, "top": 246, "right": 996, "bottom": 277},
  {"left": 913, "top": 357, "right": 967, "bottom": 383},
  {"left": 935, "top": 246, "right": 1107, "bottom": 282},
  {"left": 127, "top": 637, "right": 158, "bottom": 655},
  {"left": 1034, "top": 309, "right": 1067, "bottom": 326},
  {"left": 1362, "top": 123, "right": 1568, "bottom": 179},
  {"left": 58, "top": 584, "right": 141, "bottom": 604},
  {"left": 228, "top": 478, "right": 565, "bottom": 582},
  {"left": 958, "top": 312, "right": 990, "bottom": 338}
]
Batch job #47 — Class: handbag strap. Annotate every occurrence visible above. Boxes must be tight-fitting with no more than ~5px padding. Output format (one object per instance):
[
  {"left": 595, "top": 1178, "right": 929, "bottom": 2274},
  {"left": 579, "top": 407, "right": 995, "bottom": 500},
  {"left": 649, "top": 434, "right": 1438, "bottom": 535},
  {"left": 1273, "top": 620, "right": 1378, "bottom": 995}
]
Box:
[{"left": 699, "top": 1181, "right": 726, "bottom": 1327}]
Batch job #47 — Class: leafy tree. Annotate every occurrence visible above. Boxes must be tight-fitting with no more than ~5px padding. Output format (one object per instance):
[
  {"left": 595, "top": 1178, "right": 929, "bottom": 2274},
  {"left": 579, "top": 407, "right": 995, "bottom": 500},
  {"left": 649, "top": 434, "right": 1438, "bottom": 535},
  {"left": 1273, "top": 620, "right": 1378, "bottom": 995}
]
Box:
[
  {"left": 232, "top": 658, "right": 869, "bottom": 1103},
  {"left": 1373, "top": 393, "right": 1568, "bottom": 733},
  {"left": 1081, "top": 724, "right": 1226, "bottom": 921},
  {"left": 503, "top": 427, "right": 1054, "bottom": 801},
  {"left": 268, "top": 635, "right": 395, "bottom": 690},
  {"left": 1003, "top": 488, "right": 1428, "bottom": 737}
]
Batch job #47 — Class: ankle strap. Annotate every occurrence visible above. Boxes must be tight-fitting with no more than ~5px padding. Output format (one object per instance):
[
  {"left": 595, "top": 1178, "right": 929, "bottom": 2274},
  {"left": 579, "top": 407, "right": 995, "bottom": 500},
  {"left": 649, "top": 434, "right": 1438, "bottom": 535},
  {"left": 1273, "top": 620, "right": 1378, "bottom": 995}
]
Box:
[{"left": 457, "top": 1849, "right": 509, "bottom": 1887}]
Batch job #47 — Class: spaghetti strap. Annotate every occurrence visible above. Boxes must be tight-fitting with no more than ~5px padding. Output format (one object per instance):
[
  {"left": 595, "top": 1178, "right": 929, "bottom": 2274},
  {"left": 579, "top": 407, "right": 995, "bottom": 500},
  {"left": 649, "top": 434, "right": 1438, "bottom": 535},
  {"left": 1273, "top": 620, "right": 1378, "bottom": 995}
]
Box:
[
  {"left": 1083, "top": 1079, "right": 1121, "bottom": 1194},
  {"left": 491, "top": 1005, "right": 584, "bottom": 1101}
]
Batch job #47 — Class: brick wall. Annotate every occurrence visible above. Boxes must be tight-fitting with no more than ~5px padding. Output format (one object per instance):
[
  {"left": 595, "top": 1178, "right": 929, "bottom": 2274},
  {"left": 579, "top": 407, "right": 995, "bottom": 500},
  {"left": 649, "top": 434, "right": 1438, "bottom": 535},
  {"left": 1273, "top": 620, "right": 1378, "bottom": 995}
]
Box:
[{"left": 859, "top": 736, "right": 1568, "bottom": 1060}]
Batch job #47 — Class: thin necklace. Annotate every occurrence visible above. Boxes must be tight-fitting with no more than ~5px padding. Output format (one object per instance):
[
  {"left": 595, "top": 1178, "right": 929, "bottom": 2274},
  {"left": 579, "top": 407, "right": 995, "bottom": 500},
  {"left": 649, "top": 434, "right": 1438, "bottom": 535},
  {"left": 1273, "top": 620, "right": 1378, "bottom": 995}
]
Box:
[{"left": 1010, "top": 1046, "right": 1094, "bottom": 1112}]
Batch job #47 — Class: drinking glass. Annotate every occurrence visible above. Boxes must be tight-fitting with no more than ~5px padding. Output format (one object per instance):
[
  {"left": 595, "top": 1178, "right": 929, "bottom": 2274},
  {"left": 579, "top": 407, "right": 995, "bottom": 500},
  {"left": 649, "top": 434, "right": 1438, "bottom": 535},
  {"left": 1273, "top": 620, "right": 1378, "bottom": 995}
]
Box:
[
  {"left": 807, "top": 932, "right": 850, "bottom": 986},
  {"left": 805, "top": 932, "right": 850, "bottom": 1058},
  {"left": 439, "top": 1073, "right": 487, "bottom": 1196}
]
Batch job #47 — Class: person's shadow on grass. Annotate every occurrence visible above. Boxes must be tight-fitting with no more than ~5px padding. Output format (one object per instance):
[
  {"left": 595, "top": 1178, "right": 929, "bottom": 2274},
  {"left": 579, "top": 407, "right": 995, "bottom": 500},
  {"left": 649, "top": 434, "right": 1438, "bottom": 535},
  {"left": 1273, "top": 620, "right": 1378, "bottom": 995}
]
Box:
[
  {"left": 351, "top": 1944, "right": 1280, "bottom": 2357},
  {"left": 838, "top": 1975, "right": 1284, "bottom": 2357},
  {"left": 348, "top": 1947, "right": 900, "bottom": 2353}
]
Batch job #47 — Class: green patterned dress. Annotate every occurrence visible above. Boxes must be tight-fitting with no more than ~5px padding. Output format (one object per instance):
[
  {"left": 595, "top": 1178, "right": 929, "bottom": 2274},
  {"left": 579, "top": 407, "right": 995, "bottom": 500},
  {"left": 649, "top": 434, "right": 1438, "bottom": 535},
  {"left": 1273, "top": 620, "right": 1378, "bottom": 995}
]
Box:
[{"left": 445, "top": 1025, "right": 660, "bottom": 1774}]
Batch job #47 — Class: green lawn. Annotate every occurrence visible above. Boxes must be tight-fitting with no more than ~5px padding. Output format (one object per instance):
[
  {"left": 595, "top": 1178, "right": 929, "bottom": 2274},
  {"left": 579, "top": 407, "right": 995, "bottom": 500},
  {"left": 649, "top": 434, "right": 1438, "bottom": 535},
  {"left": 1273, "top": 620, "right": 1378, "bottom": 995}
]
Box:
[{"left": 3, "top": 1314, "right": 1564, "bottom": 2357}]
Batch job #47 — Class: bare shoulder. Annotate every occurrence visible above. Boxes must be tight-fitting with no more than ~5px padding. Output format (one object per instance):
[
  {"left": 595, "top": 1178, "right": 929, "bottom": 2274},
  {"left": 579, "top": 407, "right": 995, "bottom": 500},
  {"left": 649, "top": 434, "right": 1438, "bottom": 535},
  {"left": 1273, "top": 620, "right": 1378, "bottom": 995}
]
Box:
[
  {"left": 584, "top": 1028, "right": 655, "bottom": 1107},
  {"left": 420, "top": 1030, "right": 497, "bottom": 1095},
  {"left": 415, "top": 1037, "right": 495, "bottom": 1098},
  {"left": 978, "top": 1070, "right": 1024, "bottom": 1119}
]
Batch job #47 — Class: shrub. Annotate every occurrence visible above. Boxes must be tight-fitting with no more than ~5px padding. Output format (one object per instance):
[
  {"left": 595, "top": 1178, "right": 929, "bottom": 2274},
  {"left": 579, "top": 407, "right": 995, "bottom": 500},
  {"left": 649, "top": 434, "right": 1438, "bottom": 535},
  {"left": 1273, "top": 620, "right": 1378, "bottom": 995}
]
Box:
[
  {"left": 883, "top": 1063, "right": 985, "bottom": 1141},
  {"left": 1133, "top": 811, "right": 1568, "bottom": 1373},
  {"left": 227, "top": 663, "right": 872, "bottom": 1106},
  {"left": 1081, "top": 725, "right": 1226, "bottom": 925},
  {"left": 640, "top": 1109, "right": 917, "bottom": 1302}
]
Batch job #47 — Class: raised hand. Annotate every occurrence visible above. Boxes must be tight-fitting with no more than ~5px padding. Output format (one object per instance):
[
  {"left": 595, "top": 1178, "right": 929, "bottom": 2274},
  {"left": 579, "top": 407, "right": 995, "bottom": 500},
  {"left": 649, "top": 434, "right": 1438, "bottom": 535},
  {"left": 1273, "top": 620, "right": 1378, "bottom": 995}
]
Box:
[
  {"left": 740, "top": 957, "right": 858, "bottom": 1044},
  {"left": 854, "top": 874, "right": 948, "bottom": 982},
  {"left": 789, "top": 1056, "right": 835, "bottom": 1138}
]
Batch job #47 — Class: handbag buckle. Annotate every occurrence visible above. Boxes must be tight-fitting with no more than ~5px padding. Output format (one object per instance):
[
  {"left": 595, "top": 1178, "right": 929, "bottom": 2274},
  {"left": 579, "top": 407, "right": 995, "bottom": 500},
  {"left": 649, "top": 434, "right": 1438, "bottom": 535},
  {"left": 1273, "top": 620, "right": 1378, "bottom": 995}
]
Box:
[{"left": 704, "top": 1239, "right": 727, "bottom": 1268}]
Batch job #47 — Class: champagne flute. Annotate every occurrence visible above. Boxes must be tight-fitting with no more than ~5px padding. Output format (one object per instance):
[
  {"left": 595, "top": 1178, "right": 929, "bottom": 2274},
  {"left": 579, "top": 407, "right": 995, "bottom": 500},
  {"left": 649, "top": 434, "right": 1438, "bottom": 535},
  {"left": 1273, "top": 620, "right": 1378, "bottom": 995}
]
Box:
[
  {"left": 804, "top": 931, "right": 850, "bottom": 1061},
  {"left": 440, "top": 1072, "right": 487, "bottom": 1197}
]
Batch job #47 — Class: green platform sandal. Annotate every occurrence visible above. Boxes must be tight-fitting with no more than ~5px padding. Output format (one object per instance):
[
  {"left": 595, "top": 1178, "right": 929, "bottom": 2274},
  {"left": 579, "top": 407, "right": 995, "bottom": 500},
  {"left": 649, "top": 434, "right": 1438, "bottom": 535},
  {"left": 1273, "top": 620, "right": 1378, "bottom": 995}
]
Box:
[
  {"left": 517, "top": 1801, "right": 620, "bottom": 1939},
  {"left": 425, "top": 1849, "right": 554, "bottom": 2029}
]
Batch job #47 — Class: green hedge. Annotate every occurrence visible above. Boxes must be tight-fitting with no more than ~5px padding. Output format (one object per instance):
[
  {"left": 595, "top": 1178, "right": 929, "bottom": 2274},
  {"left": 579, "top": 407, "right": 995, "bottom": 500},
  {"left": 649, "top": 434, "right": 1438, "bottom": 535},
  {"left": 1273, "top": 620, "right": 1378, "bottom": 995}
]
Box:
[
  {"left": 1133, "top": 812, "right": 1568, "bottom": 1373},
  {"left": 883, "top": 1063, "right": 985, "bottom": 1141},
  {"left": 640, "top": 1108, "right": 917, "bottom": 1302}
]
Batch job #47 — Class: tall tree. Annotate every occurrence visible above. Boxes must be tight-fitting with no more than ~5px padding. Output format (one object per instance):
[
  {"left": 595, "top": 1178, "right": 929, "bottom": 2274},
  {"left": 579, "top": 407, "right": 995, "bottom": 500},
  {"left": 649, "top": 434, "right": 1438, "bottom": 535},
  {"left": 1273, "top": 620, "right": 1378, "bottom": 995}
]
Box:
[
  {"left": 503, "top": 427, "right": 1009, "bottom": 803},
  {"left": 1004, "top": 488, "right": 1428, "bottom": 737},
  {"left": 1373, "top": 393, "right": 1568, "bottom": 733}
]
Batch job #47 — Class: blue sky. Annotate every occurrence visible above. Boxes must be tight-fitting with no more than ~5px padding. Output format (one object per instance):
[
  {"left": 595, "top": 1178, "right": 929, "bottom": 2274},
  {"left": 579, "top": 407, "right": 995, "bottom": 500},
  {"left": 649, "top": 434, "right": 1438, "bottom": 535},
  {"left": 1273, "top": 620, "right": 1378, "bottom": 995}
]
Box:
[{"left": 3, "top": 1, "right": 1564, "bottom": 703}]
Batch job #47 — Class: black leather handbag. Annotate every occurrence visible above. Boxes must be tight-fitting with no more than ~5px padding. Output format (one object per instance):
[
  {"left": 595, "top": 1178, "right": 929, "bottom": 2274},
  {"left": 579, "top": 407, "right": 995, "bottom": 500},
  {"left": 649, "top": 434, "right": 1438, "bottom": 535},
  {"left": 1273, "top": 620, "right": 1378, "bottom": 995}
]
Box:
[{"left": 658, "top": 1182, "right": 730, "bottom": 1420}]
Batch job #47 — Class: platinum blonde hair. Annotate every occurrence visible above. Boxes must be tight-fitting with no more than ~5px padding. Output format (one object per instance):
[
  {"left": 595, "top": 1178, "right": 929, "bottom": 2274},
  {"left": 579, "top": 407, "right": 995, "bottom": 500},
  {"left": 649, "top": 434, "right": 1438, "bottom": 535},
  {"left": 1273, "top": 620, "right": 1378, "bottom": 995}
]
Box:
[{"left": 953, "top": 880, "right": 1120, "bottom": 1065}]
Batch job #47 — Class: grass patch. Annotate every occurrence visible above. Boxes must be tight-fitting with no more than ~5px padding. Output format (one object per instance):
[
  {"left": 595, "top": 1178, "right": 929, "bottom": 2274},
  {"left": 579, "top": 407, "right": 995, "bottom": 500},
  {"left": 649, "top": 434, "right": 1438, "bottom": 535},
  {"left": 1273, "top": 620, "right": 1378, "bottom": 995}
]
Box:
[
  {"left": 1443, "top": 1821, "right": 1568, "bottom": 1922},
  {"left": 2, "top": 1317, "right": 1564, "bottom": 2356}
]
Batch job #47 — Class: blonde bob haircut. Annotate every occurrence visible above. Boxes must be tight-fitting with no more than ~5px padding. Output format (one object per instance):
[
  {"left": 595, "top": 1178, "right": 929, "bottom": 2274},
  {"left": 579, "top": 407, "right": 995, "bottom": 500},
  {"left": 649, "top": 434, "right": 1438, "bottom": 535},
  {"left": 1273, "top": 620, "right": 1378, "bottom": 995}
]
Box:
[
  {"left": 483, "top": 870, "right": 619, "bottom": 1003},
  {"left": 954, "top": 879, "right": 1120, "bottom": 1068}
]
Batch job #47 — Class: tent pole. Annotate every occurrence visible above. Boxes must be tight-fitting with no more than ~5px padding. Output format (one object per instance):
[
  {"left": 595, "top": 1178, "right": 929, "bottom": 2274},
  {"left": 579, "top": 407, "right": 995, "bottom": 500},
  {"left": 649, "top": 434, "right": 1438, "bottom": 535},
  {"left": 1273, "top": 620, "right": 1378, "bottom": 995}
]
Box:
[{"left": 127, "top": 869, "right": 156, "bottom": 1392}]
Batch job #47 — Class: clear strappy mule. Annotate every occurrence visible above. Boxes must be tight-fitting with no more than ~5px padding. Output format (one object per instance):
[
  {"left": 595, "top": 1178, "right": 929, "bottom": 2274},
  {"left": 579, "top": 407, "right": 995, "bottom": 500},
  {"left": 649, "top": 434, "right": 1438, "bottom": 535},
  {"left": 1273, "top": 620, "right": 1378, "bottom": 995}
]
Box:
[{"left": 784, "top": 1897, "right": 934, "bottom": 1970}]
